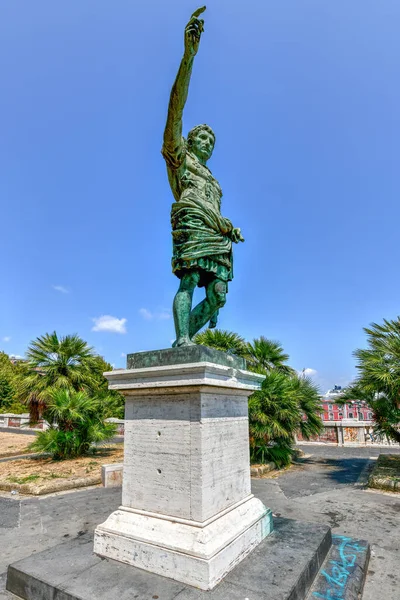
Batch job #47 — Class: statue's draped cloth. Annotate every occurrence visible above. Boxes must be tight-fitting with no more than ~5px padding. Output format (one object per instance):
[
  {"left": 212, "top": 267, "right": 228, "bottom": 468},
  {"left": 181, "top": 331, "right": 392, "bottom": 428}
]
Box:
[{"left": 163, "top": 142, "right": 233, "bottom": 288}]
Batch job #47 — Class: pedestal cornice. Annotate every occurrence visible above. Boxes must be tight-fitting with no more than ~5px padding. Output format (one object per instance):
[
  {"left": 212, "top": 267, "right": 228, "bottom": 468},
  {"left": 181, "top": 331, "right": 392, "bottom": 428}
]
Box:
[{"left": 104, "top": 361, "right": 264, "bottom": 393}]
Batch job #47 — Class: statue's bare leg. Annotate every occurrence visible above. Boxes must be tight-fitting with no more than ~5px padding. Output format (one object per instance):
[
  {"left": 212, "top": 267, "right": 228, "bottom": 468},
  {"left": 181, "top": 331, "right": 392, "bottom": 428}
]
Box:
[
  {"left": 189, "top": 279, "right": 227, "bottom": 339},
  {"left": 173, "top": 271, "right": 200, "bottom": 347}
]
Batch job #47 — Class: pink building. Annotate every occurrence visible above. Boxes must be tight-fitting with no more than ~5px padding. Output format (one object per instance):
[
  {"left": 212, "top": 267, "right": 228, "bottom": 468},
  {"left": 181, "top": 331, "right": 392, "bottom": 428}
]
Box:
[{"left": 320, "top": 386, "right": 373, "bottom": 422}]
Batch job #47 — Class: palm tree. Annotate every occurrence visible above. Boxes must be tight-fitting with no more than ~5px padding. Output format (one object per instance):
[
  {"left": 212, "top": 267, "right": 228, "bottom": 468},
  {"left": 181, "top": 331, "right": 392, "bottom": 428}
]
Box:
[
  {"left": 293, "top": 374, "right": 324, "bottom": 440},
  {"left": 249, "top": 370, "right": 299, "bottom": 466},
  {"left": 342, "top": 318, "right": 400, "bottom": 443},
  {"left": 193, "top": 329, "right": 247, "bottom": 357},
  {"left": 246, "top": 336, "right": 295, "bottom": 375},
  {"left": 249, "top": 370, "right": 322, "bottom": 466},
  {"left": 354, "top": 318, "right": 400, "bottom": 400},
  {"left": 194, "top": 329, "right": 294, "bottom": 374},
  {"left": 18, "top": 332, "right": 103, "bottom": 420}
]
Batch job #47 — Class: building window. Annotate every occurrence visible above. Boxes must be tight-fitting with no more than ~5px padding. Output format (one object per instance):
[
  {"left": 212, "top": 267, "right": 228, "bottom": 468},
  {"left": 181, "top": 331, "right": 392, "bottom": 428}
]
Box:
[
  {"left": 329, "top": 413, "right": 334, "bottom": 420},
  {"left": 338, "top": 412, "right": 343, "bottom": 418},
  {"left": 358, "top": 413, "right": 364, "bottom": 420},
  {"left": 348, "top": 412, "right": 353, "bottom": 418},
  {"left": 368, "top": 412, "right": 373, "bottom": 420},
  {"left": 328, "top": 404, "right": 333, "bottom": 410}
]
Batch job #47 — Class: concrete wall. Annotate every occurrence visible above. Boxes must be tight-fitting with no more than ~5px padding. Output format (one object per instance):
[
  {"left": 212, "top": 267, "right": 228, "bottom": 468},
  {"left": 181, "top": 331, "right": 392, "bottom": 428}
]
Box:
[
  {"left": 0, "top": 413, "right": 48, "bottom": 430},
  {"left": 0, "top": 414, "right": 125, "bottom": 434},
  {"left": 297, "top": 420, "right": 400, "bottom": 447}
]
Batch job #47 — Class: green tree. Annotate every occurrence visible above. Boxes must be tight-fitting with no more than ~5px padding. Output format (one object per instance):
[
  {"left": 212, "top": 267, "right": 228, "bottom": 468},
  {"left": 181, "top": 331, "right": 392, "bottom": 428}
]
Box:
[
  {"left": 0, "top": 375, "right": 15, "bottom": 410},
  {"left": 30, "top": 389, "right": 117, "bottom": 459},
  {"left": 341, "top": 318, "right": 400, "bottom": 443},
  {"left": 0, "top": 353, "right": 15, "bottom": 410},
  {"left": 0, "top": 352, "right": 27, "bottom": 413}
]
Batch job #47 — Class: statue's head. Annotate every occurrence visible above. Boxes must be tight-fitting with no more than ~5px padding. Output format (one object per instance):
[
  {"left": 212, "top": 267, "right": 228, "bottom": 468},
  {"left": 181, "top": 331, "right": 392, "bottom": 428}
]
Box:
[{"left": 187, "top": 124, "right": 215, "bottom": 162}]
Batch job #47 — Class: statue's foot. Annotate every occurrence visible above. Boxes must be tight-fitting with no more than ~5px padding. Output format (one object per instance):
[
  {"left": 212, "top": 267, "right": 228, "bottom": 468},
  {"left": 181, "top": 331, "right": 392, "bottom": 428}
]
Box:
[{"left": 172, "top": 336, "right": 196, "bottom": 348}]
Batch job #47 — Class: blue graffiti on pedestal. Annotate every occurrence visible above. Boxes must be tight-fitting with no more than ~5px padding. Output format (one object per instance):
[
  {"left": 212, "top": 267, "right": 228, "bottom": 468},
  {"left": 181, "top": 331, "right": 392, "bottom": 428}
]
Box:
[{"left": 312, "top": 535, "right": 368, "bottom": 600}]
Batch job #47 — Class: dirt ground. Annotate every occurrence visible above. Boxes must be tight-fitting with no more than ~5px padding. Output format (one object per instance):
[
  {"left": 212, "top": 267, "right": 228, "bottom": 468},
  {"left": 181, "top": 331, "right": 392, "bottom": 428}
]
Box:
[
  {"left": 0, "top": 433, "right": 33, "bottom": 458},
  {"left": 0, "top": 445, "right": 124, "bottom": 489}
]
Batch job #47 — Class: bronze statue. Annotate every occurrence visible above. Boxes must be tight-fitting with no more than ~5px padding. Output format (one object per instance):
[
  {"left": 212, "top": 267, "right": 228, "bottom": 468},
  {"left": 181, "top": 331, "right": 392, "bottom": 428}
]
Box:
[{"left": 162, "top": 7, "right": 244, "bottom": 348}]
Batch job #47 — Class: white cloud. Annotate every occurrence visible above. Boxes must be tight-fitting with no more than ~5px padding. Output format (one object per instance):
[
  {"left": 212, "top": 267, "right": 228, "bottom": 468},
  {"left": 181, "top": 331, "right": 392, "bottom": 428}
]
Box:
[
  {"left": 10, "top": 354, "right": 23, "bottom": 360},
  {"left": 300, "top": 368, "right": 318, "bottom": 378},
  {"left": 92, "top": 315, "right": 127, "bottom": 334},
  {"left": 52, "top": 285, "right": 69, "bottom": 294},
  {"left": 139, "top": 308, "right": 171, "bottom": 321},
  {"left": 121, "top": 352, "right": 126, "bottom": 358},
  {"left": 2, "top": 336, "right": 11, "bottom": 342}
]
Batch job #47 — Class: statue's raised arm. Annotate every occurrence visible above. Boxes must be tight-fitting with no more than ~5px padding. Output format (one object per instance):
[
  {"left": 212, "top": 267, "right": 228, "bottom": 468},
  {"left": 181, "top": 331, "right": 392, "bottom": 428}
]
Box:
[{"left": 162, "top": 7, "right": 206, "bottom": 169}]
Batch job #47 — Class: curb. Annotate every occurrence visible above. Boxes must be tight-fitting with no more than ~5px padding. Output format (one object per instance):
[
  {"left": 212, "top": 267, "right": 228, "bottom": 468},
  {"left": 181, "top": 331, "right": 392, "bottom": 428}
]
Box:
[
  {"left": 250, "top": 462, "right": 276, "bottom": 477},
  {"left": 368, "top": 454, "right": 400, "bottom": 492},
  {"left": 0, "top": 474, "right": 102, "bottom": 495},
  {"left": 368, "top": 475, "right": 400, "bottom": 492}
]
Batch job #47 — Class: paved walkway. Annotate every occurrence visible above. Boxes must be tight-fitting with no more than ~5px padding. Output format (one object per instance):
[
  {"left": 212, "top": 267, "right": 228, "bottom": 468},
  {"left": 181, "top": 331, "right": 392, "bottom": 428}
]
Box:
[
  {"left": 253, "top": 445, "right": 400, "bottom": 600},
  {"left": 0, "top": 445, "right": 399, "bottom": 599}
]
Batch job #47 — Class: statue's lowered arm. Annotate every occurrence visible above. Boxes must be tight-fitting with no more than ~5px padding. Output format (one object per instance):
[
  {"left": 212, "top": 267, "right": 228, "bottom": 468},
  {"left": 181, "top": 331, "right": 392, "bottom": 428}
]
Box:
[{"left": 162, "top": 7, "right": 206, "bottom": 167}]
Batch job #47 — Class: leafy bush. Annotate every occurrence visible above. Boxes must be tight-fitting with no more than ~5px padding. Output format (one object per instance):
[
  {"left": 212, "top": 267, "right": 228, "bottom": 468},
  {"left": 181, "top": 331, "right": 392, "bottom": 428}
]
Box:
[{"left": 30, "top": 389, "right": 117, "bottom": 459}]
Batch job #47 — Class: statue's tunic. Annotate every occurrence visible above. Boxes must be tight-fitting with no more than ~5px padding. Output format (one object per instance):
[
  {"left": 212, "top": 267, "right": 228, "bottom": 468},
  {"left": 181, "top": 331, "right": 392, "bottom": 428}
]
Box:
[{"left": 162, "top": 138, "right": 233, "bottom": 288}]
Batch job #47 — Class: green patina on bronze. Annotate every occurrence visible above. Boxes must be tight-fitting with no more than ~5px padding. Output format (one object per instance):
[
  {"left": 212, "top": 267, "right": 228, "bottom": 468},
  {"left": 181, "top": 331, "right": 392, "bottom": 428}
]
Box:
[
  {"left": 162, "top": 7, "right": 244, "bottom": 348},
  {"left": 127, "top": 346, "right": 246, "bottom": 370}
]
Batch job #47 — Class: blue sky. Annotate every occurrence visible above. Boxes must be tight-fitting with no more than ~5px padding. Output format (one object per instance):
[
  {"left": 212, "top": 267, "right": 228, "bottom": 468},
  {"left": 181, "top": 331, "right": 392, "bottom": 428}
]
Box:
[{"left": 1, "top": 1, "right": 399, "bottom": 392}]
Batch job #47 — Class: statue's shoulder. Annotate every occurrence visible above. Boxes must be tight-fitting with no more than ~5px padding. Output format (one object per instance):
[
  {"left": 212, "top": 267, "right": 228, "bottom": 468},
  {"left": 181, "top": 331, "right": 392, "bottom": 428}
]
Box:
[{"left": 162, "top": 136, "right": 187, "bottom": 171}]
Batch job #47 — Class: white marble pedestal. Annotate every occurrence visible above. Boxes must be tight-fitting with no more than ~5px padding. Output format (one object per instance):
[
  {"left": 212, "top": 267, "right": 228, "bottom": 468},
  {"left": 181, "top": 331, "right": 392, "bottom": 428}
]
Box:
[{"left": 94, "top": 348, "right": 273, "bottom": 590}]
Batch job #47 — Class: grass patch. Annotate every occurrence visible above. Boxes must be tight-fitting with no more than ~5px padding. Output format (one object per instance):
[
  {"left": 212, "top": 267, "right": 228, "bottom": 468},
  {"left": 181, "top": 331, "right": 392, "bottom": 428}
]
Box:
[
  {"left": 7, "top": 474, "right": 40, "bottom": 485},
  {"left": 368, "top": 454, "right": 400, "bottom": 492},
  {"left": 0, "top": 444, "right": 124, "bottom": 495}
]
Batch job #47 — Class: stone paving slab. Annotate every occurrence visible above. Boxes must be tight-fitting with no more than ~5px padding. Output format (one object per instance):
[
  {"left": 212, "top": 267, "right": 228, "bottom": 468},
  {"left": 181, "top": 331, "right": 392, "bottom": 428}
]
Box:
[{"left": 7, "top": 518, "right": 332, "bottom": 600}]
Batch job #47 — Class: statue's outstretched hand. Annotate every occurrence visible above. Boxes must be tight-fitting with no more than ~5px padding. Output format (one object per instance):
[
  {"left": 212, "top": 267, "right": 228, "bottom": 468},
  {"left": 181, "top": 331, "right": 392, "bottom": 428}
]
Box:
[
  {"left": 184, "top": 6, "right": 206, "bottom": 57},
  {"left": 231, "top": 228, "right": 245, "bottom": 243}
]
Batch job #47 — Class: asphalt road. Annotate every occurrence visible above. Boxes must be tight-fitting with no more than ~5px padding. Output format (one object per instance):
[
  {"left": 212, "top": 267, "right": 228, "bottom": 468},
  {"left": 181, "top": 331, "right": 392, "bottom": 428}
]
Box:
[{"left": 0, "top": 445, "right": 399, "bottom": 599}]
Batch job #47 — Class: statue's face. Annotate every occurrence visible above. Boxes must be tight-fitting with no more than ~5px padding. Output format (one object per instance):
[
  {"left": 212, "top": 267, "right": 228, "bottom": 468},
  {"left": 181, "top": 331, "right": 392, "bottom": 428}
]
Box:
[{"left": 190, "top": 129, "right": 215, "bottom": 162}]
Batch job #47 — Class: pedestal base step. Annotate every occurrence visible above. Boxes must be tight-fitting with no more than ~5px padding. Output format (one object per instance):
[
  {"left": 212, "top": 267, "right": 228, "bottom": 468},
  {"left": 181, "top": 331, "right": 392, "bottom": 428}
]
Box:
[
  {"left": 93, "top": 497, "right": 273, "bottom": 590},
  {"left": 306, "top": 534, "right": 370, "bottom": 600},
  {"left": 6, "top": 518, "right": 370, "bottom": 600}
]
